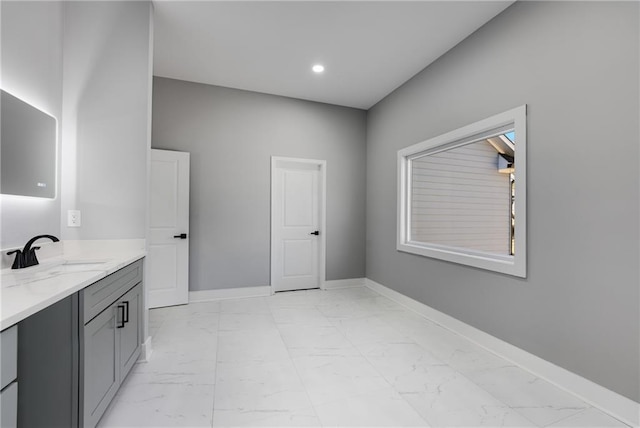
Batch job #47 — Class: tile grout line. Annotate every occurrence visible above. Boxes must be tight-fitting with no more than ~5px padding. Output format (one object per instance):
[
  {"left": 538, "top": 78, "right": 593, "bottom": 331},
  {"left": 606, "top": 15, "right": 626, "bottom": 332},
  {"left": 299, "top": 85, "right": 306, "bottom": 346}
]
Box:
[
  {"left": 347, "top": 294, "right": 435, "bottom": 427},
  {"left": 210, "top": 309, "right": 221, "bottom": 428},
  {"left": 541, "top": 407, "right": 590, "bottom": 428},
  {"left": 131, "top": 293, "right": 626, "bottom": 427},
  {"left": 318, "top": 290, "right": 433, "bottom": 427},
  {"left": 362, "top": 287, "right": 598, "bottom": 428},
  {"left": 361, "top": 288, "right": 543, "bottom": 427},
  {"left": 269, "top": 295, "right": 325, "bottom": 427}
]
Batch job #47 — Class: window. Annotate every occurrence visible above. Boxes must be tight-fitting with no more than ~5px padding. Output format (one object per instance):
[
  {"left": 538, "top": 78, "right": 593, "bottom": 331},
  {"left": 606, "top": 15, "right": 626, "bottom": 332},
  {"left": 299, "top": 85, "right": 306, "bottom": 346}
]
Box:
[{"left": 397, "top": 105, "right": 526, "bottom": 277}]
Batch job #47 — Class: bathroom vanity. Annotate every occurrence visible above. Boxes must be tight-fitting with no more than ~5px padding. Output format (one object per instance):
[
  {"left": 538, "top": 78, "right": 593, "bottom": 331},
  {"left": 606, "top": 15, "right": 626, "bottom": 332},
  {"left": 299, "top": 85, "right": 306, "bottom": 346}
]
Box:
[
  {"left": 0, "top": 326, "right": 18, "bottom": 427},
  {"left": 0, "top": 241, "right": 146, "bottom": 428},
  {"left": 80, "top": 260, "right": 143, "bottom": 427}
]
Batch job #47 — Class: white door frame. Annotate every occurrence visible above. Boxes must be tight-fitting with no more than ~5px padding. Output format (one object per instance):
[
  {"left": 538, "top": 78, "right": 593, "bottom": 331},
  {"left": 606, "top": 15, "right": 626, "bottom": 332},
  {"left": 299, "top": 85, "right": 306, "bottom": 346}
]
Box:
[
  {"left": 270, "top": 156, "right": 327, "bottom": 292},
  {"left": 147, "top": 149, "right": 190, "bottom": 308}
]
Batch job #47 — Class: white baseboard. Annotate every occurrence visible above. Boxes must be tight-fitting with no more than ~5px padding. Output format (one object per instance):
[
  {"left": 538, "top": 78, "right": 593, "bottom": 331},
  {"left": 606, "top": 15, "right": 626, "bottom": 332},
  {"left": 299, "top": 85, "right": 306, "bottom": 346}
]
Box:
[
  {"left": 139, "top": 336, "right": 153, "bottom": 362},
  {"left": 189, "top": 286, "right": 271, "bottom": 302},
  {"left": 188, "top": 280, "right": 367, "bottom": 301},
  {"left": 365, "top": 278, "right": 640, "bottom": 427},
  {"left": 323, "top": 278, "right": 365, "bottom": 290}
]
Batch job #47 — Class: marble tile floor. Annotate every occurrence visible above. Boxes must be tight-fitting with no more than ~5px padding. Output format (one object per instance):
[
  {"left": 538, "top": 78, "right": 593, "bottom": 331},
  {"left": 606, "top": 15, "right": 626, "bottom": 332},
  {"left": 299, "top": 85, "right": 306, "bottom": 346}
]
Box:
[{"left": 98, "top": 287, "right": 629, "bottom": 427}]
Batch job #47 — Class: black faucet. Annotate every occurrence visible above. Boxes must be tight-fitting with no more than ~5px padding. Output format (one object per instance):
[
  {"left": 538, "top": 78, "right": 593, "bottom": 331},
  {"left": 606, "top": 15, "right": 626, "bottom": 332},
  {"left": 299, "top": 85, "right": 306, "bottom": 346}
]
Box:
[{"left": 7, "top": 235, "right": 60, "bottom": 269}]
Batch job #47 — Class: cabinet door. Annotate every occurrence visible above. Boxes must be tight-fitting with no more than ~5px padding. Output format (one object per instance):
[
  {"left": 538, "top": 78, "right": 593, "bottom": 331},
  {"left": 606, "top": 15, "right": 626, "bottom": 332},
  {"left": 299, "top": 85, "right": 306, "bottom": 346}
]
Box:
[
  {"left": 1, "top": 382, "right": 18, "bottom": 428},
  {"left": 83, "top": 304, "right": 119, "bottom": 428},
  {"left": 119, "top": 283, "right": 142, "bottom": 378},
  {"left": 1, "top": 326, "right": 17, "bottom": 390},
  {"left": 18, "top": 293, "right": 79, "bottom": 428}
]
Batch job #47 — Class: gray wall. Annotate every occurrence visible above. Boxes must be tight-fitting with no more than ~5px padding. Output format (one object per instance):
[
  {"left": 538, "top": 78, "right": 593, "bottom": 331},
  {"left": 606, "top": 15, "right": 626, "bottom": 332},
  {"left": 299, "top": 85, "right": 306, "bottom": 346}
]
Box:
[
  {"left": 152, "top": 77, "right": 366, "bottom": 291},
  {"left": 0, "top": 1, "right": 152, "bottom": 248},
  {"left": 366, "top": 1, "right": 639, "bottom": 401},
  {"left": 60, "top": 1, "right": 152, "bottom": 241},
  {"left": 0, "top": 1, "right": 63, "bottom": 249}
]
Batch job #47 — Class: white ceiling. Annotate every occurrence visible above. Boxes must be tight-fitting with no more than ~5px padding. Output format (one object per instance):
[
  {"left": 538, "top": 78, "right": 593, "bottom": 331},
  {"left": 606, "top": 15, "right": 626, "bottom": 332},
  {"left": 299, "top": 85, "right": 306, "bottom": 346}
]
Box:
[{"left": 153, "top": 1, "right": 514, "bottom": 110}]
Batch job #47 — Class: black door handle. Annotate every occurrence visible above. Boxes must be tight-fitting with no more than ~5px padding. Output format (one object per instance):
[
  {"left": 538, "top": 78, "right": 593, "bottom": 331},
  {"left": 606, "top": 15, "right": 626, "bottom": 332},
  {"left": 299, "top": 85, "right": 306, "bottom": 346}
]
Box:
[
  {"left": 116, "top": 304, "right": 125, "bottom": 328},
  {"left": 310, "top": 231, "right": 320, "bottom": 236},
  {"left": 173, "top": 233, "right": 188, "bottom": 239},
  {"left": 122, "top": 301, "right": 129, "bottom": 323}
]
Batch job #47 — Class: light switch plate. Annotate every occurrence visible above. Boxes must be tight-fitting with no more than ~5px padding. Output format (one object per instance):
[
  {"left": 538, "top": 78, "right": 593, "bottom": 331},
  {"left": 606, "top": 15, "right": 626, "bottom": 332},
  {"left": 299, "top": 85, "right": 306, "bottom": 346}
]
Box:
[{"left": 67, "top": 210, "right": 81, "bottom": 227}]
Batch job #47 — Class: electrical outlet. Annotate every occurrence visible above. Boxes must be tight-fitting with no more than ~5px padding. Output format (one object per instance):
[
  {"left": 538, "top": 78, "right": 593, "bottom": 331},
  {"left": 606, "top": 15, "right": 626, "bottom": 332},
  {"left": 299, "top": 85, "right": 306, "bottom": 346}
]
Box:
[{"left": 68, "top": 210, "right": 81, "bottom": 227}]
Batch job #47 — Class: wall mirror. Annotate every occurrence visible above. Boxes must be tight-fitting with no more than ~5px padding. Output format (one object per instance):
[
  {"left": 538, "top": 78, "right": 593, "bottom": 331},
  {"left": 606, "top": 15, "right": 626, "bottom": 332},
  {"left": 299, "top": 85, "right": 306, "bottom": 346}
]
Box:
[
  {"left": 397, "top": 105, "right": 526, "bottom": 277},
  {"left": 1, "top": 89, "right": 57, "bottom": 199}
]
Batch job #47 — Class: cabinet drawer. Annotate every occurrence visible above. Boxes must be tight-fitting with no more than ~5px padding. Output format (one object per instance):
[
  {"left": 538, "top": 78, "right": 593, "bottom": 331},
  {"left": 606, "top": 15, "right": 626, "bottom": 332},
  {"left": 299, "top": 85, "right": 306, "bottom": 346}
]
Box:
[
  {"left": 0, "top": 326, "right": 17, "bottom": 390},
  {"left": 0, "top": 382, "right": 17, "bottom": 428},
  {"left": 82, "top": 260, "right": 143, "bottom": 324}
]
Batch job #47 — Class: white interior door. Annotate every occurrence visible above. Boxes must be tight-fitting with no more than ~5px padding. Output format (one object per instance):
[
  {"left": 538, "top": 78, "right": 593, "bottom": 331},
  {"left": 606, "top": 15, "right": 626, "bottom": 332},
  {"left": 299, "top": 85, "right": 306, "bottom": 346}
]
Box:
[
  {"left": 148, "top": 149, "right": 190, "bottom": 308},
  {"left": 271, "top": 157, "right": 326, "bottom": 292}
]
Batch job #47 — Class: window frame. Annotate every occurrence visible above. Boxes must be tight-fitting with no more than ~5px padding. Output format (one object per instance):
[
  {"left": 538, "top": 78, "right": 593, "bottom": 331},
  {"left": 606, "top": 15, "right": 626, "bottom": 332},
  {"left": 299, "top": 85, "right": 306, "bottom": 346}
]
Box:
[{"left": 397, "top": 105, "right": 527, "bottom": 278}]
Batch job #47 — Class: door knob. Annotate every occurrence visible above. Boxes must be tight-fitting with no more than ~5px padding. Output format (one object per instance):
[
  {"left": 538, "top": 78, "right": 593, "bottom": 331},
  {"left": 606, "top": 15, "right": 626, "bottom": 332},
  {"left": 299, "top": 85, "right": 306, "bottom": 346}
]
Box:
[
  {"left": 173, "top": 233, "right": 188, "bottom": 239},
  {"left": 310, "top": 231, "right": 320, "bottom": 236}
]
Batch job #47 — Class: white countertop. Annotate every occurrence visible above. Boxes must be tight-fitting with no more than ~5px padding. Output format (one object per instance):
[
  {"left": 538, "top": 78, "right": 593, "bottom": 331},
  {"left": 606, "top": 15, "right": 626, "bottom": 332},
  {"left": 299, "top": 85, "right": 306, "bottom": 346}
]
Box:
[{"left": 0, "top": 240, "right": 145, "bottom": 330}]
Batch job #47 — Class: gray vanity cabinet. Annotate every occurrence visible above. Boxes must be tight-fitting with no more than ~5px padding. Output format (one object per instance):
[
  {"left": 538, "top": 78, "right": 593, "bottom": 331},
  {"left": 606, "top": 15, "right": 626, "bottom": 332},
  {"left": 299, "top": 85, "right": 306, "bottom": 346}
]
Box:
[
  {"left": 1, "top": 326, "right": 18, "bottom": 428},
  {"left": 81, "top": 261, "right": 143, "bottom": 428},
  {"left": 82, "top": 282, "right": 143, "bottom": 427},
  {"left": 17, "top": 294, "right": 79, "bottom": 428},
  {"left": 82, "top": 303, "right": 119, "bottom": 428},
  {"left": 15, "top": 259, "right": 143, "bottom": 428}
]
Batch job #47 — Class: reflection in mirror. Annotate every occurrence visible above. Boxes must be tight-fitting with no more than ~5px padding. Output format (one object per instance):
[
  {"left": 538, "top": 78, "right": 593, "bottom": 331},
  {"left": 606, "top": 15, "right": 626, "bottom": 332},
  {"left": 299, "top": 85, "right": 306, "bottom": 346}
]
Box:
[
  {"left": 409, "top": 130, "right": 515, "bottom": 255},
  {"left": 1, "top": 90, "right": 57, "bottom": 198}
]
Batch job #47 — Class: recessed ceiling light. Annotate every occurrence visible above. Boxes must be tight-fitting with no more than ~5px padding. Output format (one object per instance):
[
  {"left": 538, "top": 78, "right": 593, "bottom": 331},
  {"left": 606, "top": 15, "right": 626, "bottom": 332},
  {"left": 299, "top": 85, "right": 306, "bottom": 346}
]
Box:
[{"left": 312, "top": 64, "right": 325, "bottom": 73}]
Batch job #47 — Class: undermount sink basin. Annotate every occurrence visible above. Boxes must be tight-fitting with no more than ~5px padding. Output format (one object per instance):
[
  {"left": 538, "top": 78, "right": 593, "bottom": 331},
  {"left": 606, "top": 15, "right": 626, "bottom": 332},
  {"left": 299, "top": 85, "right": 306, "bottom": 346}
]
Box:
[
  {"left": 1, "top": 259, "right": 110, "bottom": 288},
  {"left": 46, "top": 260, "right": 109, "bottom": 274}
]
